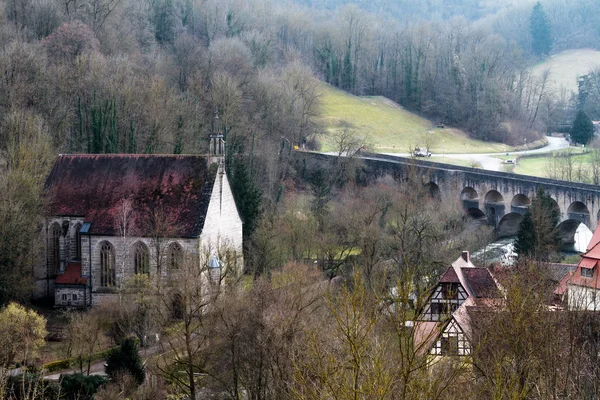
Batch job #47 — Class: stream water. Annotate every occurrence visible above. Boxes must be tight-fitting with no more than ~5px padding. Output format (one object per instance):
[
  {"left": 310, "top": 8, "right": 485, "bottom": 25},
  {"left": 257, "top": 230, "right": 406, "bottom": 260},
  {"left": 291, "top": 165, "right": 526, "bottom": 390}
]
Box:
[{"left": 472, "top": 222, "right": 593, "bottom": 266}]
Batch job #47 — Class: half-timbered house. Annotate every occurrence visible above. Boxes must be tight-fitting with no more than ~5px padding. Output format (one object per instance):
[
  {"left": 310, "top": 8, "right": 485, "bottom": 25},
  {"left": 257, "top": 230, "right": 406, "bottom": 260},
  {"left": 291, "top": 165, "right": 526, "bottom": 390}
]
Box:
[{"left": 414, "top": 251, "right": 502, "bottom": 360}]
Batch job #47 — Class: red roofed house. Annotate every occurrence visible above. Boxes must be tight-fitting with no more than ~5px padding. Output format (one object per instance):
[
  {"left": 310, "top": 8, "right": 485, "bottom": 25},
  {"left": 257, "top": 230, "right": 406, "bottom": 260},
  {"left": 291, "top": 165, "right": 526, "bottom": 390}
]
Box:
[
  {"left": 36, "top": 142, "right": 243, "bottom": 307},
  {"left": 557, "top": 226, "right": 600, "bottom": 310},
  {"left": 414, "top": 251, "right": 503, "bottom": 360}
]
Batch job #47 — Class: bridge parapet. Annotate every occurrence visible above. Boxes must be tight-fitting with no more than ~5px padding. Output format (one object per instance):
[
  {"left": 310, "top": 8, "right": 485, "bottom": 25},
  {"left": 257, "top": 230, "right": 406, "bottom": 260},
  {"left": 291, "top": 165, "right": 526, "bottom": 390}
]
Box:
[{"left": 294, "top": 152, "right": 600, "bottom": 243}]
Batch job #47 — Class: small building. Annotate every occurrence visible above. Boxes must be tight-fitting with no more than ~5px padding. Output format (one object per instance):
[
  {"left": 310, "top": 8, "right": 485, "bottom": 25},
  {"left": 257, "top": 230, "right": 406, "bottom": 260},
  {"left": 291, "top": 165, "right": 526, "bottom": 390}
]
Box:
[
  {"left": 557, "top": 226, "right": 600, "bottom": 310},
  {"left": 54, "top": 262, "right": 89, "bottom": 307},
  {"left": 414, "top": 251, "right": 502, "bottom": 360},
  {"left": 36, "top": 139, "right": 243, "bottom": 307}
]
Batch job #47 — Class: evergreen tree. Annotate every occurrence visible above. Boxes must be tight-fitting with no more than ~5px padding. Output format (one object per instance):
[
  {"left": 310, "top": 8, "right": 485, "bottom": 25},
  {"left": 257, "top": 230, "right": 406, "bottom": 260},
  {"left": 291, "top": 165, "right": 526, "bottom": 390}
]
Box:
[
  {"left": 105, "top": 338, "right": 145, "bottom": 385},
  {"left": 341, "top": 49, "right": 353, "bottom": 91},
  {"left": 229, "top": 158, "right": 262, "bottom": 240},
  {"left": 530, "top": 2, "right": 553, "bottom": 57},
  {"left": 514, "top": 211, "right": 536, "bottom": 258},
  {"left": 514, "top": 187, "right": 561, "bottom": 261},
  {"left": 571, "top": 110, "right": 595, "bottom": 145}
]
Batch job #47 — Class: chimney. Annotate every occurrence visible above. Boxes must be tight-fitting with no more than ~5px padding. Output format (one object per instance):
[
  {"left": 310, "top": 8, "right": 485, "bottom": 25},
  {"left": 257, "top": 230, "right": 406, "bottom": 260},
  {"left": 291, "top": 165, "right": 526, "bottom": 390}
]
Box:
[{"left": 461, "top": 251, "right": 470, "bottom": 263}]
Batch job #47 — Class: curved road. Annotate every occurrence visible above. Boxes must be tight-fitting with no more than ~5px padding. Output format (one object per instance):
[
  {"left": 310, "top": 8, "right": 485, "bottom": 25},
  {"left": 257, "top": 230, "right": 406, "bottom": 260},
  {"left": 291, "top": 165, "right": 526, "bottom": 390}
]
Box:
[{"left": 384, "top": 136, "right": 570, "bottom": 172}]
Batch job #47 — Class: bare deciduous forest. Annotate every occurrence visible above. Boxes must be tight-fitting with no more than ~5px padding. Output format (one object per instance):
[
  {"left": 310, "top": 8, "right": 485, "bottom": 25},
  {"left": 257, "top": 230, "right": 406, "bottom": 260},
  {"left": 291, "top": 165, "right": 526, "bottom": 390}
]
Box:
[{"left": 2, "top": 0, "right": 600, "bottom": 398}]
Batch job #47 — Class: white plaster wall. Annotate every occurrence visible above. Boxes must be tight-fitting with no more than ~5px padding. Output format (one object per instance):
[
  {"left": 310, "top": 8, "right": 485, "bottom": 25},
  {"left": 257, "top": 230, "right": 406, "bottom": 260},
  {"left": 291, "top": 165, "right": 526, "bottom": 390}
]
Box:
[
  {"left": 568, "top": 284, "right": 600, "bottom": 311},
  {"left": 200, "top": 161, "right": 244, "bottom": 273}
]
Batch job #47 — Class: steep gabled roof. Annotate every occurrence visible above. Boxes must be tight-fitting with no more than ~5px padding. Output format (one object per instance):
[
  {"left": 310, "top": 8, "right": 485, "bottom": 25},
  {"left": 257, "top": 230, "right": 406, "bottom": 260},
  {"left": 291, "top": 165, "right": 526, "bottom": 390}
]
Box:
[
  {"left": 587, "top": 226, "right": 600, "bottom": 252},
  {"left": 439, "top": 266, "right": 460, "bottom": 283},
  {"left": 46, "top": 155, "right": 217, "bottom": 238},
  {"left": 462, "top": 268, "right": 502, "bottom": 298},
  {"left": 413, "top": 321, "right": 440, "bottom": 356}
]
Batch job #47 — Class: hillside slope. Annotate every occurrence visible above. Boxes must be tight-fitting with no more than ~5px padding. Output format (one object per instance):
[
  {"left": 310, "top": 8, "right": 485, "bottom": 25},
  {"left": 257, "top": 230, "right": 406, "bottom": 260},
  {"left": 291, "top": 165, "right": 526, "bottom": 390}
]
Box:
[
  {"left": 318, "top": 83, "right": 529, "bottom": 154},
  {"left": 530, "top": 49, "right": 600, "bottom": 95}
]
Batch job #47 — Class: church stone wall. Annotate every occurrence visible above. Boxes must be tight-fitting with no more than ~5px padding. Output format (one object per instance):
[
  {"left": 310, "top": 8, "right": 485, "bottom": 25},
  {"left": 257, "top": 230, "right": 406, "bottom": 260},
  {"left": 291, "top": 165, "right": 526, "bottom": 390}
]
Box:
[
  {"left": 33, "top": 217, "right": 85, "bottom": 300},
  {"left": 84, "top": 235, "right": 200, "bottom": 293},
  {"left": 55, "top": 287, "right": 88, "bottom": 307}
]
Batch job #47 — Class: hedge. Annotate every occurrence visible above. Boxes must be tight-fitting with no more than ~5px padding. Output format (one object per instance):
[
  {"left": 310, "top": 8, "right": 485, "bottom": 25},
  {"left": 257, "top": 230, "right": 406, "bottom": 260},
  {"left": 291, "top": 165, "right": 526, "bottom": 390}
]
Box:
[{"left": 43, "top": 346, "right": 118, "bottom": 373}]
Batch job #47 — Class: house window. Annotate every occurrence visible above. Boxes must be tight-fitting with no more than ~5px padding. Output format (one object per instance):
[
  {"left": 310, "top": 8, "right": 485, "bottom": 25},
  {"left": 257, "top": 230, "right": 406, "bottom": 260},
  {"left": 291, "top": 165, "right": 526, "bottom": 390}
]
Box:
[
  {"left": 582, "top": 267, "right": 594, "bottom": 278},
  {"left": 74, "top": 223, "right": 82, "bottom": 260},
  {"left": 167, "top": 243, "right": 183, "bottom": 270},
  {"left": 72, "top": 294, "right": 78, "bottom": 301},
  {"left": 100, "top": 242, "right": 116, "bottom": 287},
  {"left": 50, "top": 223, "right": 61, "bottom": 275},
  {"left": 441, "top": 336, "right": 459, "bottom": 356},
  {"left": 442, "top": 283, "right": 459, "bottom": 299},
  {"left": 430, "top": 302, "right": 457, "bottom": 317},
  {"left": 61, "top": 293, "right": 67, "bottom": 302},
  {"left": 431, "top": 302, "right": 443, "bottom": 315},
  {"left": 134, "top": 242, "right": 150, "bottom": 275}
]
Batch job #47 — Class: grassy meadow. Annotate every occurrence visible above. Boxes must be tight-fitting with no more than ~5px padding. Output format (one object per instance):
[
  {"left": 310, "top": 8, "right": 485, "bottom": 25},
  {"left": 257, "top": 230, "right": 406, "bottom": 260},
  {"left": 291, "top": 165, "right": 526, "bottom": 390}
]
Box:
[
  {"left": 513, "top": 148, "right": 596, "bottom": 180},
  {"left": 317, "top": 83, "right": 534, "bottom": 154},
  {"left": 529, "top": 49, "right": 600, "bottom": 95}
]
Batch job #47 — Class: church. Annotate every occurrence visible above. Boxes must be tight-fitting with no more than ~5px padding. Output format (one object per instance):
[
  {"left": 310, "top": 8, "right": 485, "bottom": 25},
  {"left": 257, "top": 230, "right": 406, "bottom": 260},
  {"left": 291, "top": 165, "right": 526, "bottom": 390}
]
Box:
[{"left": 35, "top": 140, "right": 243, "bottom": 307}]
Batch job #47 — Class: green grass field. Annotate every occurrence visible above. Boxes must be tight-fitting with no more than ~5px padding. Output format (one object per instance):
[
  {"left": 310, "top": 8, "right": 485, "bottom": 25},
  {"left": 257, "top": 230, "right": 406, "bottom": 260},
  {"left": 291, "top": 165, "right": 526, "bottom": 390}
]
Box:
[
  {"left": 317, "top": 83, "right": 535, "bottom": 154},
  {"left": 513, "top": 148, "right": 592, "bottom": 178},
  {"left": 529, "top": 49, "right": 600, "bottom": 95}
]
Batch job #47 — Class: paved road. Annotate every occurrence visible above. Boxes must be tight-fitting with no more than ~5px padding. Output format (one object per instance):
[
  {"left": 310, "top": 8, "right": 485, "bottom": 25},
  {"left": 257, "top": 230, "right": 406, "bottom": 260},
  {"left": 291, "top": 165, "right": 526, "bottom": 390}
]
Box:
[{"left": 383, "top": 136, "right": 570, "bottom": 172}]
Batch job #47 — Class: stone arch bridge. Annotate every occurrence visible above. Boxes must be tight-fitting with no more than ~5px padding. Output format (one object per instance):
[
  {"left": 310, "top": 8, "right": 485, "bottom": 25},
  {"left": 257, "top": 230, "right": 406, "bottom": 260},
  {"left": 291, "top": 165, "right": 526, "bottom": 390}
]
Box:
[{"left": 296, "top": 152, "right": 600, "bottom": 247}]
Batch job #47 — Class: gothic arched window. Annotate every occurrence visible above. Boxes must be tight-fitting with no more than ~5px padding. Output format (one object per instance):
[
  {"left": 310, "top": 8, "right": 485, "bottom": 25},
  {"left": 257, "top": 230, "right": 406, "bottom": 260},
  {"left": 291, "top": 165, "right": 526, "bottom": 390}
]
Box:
[
  {"left": 134, "top": 242, "right": 150, "bottom": 275},
  {"left": 167, "top": 242, "right": 183, "bottom": 270},
  {"left": 50, "top": 223, "right": 61, "bottom": 275},
  {"left": 100, "top": 242, "right": 116, "bottom": 287},
  {"left": 74, "top": 223, "right": 82, "bottom": 260}
]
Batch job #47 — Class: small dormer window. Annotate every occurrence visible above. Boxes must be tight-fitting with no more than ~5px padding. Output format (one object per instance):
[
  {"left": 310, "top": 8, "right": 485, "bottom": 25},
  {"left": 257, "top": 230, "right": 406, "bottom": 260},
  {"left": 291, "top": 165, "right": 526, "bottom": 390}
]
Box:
[{"left": 582, "top": 267, "right": 594, "bottom": 278}]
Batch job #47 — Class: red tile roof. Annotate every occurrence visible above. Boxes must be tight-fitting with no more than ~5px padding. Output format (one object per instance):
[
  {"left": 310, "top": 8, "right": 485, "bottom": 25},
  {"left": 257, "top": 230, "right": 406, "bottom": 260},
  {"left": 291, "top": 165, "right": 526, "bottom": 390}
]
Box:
[
  {"left": 588, "top": 225, "right": 600, "bottom": 251},
  {"left": 55, "top": 262, "right": 88, "bottom": 285},
  {"left": 439, "top": 266, "right": 459, "bottom": 283},
  {"left": 45, "top": 155, "right": 217, "bottom": 237},
  {"left": 462, "top": 268, "right": 502, "bottom": 298}
]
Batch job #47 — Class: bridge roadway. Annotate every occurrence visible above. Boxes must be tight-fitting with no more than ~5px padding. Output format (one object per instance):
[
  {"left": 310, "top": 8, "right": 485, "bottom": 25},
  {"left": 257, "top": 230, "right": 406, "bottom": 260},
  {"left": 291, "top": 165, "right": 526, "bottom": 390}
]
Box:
[{"left": 297, "top": 152, "right": 600, "bottom": 245}]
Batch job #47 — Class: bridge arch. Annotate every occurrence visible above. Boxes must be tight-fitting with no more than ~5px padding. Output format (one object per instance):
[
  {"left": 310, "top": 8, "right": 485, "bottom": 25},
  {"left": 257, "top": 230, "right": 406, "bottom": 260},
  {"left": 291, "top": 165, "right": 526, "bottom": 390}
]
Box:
[
  {"left": 484, "top": 190, "right": 505, "bottom": 225},
  {"left": 497, "top": 212, "right": 523, "bottom": 238},
  {"left": 466, "top": 207, "right": 486, "bottom": 221},
  {"left": 461, "top": 187, "right": 479, "bottom": 200},
  {"left": 567, "top": 201, "right": 591, "bottom": 227},
  {"left": 511, "top": 194, "right": 531, "bottom": 215},
  {"left": 425, "top": 181, "right": 440, "bottom": 200},
  {"left": 558, "top": 219, "right": 583, "bottom": 249},
  {"left": 485, "top": 190, "right": 504, "bottom": 204},
  {"left": 461, "top": 187, "right": 479, "bottom": 210},
  {"left": 511, "top": 194, "right": 531, "bottom": 207}
]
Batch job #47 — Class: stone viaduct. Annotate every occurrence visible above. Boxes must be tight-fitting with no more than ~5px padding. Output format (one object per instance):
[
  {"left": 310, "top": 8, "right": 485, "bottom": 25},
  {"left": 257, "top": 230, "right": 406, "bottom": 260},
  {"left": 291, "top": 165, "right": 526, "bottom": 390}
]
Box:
[{"left": 295, "top": 152, "right": 600, "bottom": 247}]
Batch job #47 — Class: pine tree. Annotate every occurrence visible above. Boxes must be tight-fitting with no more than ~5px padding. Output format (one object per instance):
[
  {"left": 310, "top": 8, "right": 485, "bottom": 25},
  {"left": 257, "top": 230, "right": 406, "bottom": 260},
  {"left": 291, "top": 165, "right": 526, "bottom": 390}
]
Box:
[
  {"left": 514, "top": 187, "right": 561, "bottom": 261},
  {"left": 229, "top": 158, "right": 262, "bottom": 240},
  {"left": 105, "top": 338, "right": 145, "bottom": 385},
  {"left": 530, "top": 2, "right": 553, "bottom": 57},
  {"left": 571, "top": 110, "right": 595, "bottom": 145},
  {"left": 514, "top": 211, "right": 536, "bottom": 258}
]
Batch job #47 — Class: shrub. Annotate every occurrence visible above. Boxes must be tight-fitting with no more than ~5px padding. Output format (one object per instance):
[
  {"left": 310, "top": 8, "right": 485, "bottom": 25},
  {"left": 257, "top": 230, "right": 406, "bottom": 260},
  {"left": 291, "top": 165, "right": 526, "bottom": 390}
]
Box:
[
  {"left": 105, "top": 338, "right": 145, "bottom": 385},
  {"left": 44, "top": 358, "right": 71, "bottom": 373},
  {"left": 6, "top": 373, "right": 60, "bottom": 400},
  {"left": 60, "top": 373, "right": 108, "bottom": 400}
]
